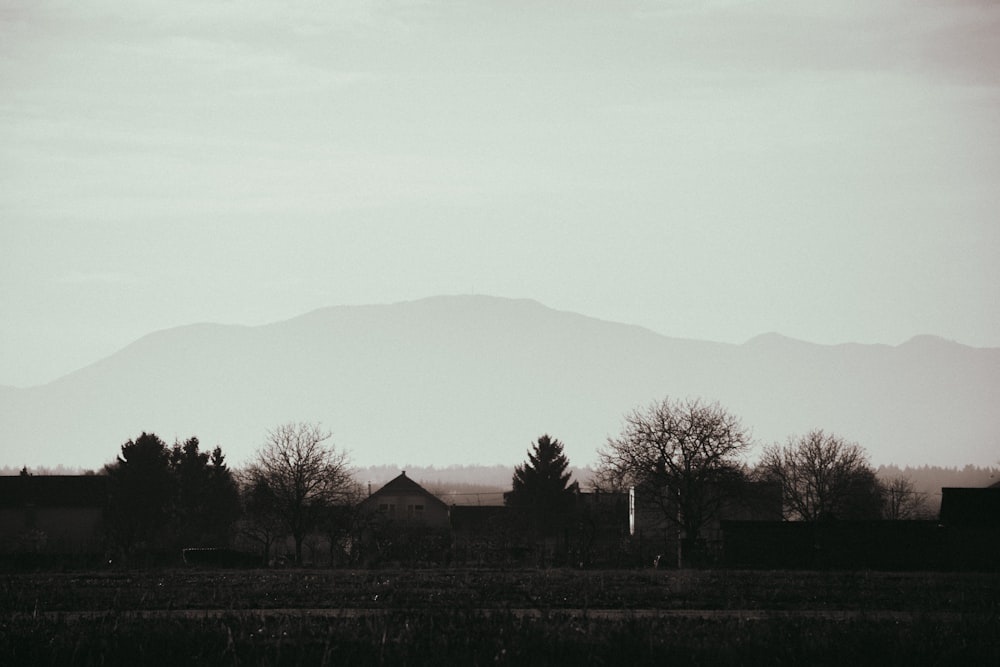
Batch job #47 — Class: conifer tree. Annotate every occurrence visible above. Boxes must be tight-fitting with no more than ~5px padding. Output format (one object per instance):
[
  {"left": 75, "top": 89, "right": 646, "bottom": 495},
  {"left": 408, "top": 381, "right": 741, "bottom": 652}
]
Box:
[{"left": 507, "top": 435, "right": 579, "bottom": 533}]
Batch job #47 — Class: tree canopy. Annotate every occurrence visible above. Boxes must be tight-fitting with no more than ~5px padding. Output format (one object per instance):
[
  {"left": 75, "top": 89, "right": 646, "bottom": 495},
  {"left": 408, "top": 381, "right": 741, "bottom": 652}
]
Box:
[
  {"left": 598, "top": 397, "right": 751, "bottom": 559},
  {"left": 104, "top": 432, "right": 240, "bottom": 559},
  {"left": 507, "top": 434, "right": 579, "bottom": 532},
  {"left": 244, "top": 422, "right": 353, "bottom": 564},
  {"left": 759, "top": 430, "right": 883, "bottom": 521}
]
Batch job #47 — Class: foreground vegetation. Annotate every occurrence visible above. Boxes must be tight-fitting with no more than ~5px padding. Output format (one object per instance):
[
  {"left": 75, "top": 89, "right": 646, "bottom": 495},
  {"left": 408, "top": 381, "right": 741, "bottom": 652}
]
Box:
[
  {"left": 5, "top": 610, "right": 997, "bottom": 666},
  {"left": 2, "top": 568, "right": 998, "bottom": 665}
]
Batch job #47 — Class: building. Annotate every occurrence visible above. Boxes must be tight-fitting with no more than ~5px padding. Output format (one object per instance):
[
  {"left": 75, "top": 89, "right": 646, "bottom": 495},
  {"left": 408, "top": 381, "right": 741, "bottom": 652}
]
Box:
[
  {"left": 357, "top": 471, "right": 450, "bottom": 528},
  {"left": 721, "top": 486, "right": 1000, "bottom": 571},
  {"left": 939, "top": 486, "right": 1000, "bottom": 527},
  {"left": 0, "top": 475, "right": 108, "bottom": 556},
  {"left": 938, "top": 485, "right": 1000, "bottom": 570},
  {"left": 353, "top": 472, "right": 451, "bottom": 565}
]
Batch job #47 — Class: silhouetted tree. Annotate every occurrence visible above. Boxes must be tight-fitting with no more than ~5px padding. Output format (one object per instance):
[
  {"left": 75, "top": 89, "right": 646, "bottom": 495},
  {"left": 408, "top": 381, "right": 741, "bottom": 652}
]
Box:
[
  {"left": 598, "top": 397, "right": 751, "bottom": 564},
  {"left": 239, "top": 474, "right": 284, "bottom": 565},
  {"left": 105, "top": 433, "right": 241, "bottom": 559},
  {"left": 170, "top": 438, "right": 241, "bottom": 547},
  {"left": 104, "top": 432, "right": 175, "bottom": 556},
  {"left": 759, "top": 430, "right": 883, "bottom": 521},
  {"left": 244, "top": 422, "right": 353, "bottom": 565},
  {"left": 506, "top": 434, "right": 579, "bottom": 536},
  {"left": 881, "top": 475, "right": 932, "bottom": 520}
]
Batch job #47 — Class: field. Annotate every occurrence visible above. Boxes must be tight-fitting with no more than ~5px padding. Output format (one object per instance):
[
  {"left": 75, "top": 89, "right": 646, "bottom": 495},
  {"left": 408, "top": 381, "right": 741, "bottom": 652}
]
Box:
[{"left": 2, "top": 568, "right": 999, "bottom": 665}]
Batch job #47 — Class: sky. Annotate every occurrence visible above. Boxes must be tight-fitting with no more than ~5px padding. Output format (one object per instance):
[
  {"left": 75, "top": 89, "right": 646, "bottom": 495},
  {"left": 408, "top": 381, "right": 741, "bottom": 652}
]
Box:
[{"left": 2, "top": 0, "right": 999, "bottom": 388}]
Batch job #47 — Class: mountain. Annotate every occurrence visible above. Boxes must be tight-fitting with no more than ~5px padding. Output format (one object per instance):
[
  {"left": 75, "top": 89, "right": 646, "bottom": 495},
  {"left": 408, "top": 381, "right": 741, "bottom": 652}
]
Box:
[{"left": 1, "top": 295, "right": 997, "bottom": 470}]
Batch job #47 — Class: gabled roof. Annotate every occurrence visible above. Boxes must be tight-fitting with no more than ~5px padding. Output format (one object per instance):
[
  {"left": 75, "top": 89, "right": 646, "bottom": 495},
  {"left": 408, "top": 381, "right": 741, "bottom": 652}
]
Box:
[{"left": 361, "top": 472, "right": 448, "bottom": 510}]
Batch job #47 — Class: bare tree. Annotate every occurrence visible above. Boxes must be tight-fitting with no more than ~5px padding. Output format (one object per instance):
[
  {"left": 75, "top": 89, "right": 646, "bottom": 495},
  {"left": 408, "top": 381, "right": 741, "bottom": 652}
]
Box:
[
  {"left": 598, "top": 397, "right": 751, "bottom": 563},
  {"left": 759, "top": 430, "right": 883, "bottom": 521},
  {"left": 238, "top": 472, "right": 285, "bottom": 566},
  {"left": 244, "top": 422, "right": 353, "bottom": 564},
  {"left": 881, "top": 475, "right": 932, "bottom": 520}
]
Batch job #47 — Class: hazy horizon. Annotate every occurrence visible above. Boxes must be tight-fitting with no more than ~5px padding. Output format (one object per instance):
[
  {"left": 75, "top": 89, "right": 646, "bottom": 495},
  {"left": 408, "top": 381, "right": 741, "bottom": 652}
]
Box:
[{"left": 2, "top": 1, "right": 999, "bottom": 388}]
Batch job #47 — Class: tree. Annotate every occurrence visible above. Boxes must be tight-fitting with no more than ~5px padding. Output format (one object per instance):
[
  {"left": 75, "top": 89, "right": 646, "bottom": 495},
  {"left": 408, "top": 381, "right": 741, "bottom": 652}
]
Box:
[
  {"left": 759, "top": 430, "right": 883, "bottom": 521},
  {"left": 244, "top": 422, "right": 353, "bottom": 565},
  {"left": 239, "top": 473, "right": 284, "bottom": 566},
  {"left": 598, "top": 397, "right": 751, "bottom": 564},
  {"left": 169, "top": 438, "right": 241, "bottom": 547},
  {"left": 104, "top": 432, "right": 175, "bottom": 556},
  {"left": 882, "top": 475, "right": 932, "bottom": 520},
  {"left": 506, "top": 434, "right": 580, "bottom": 534},
  {"left": 105, "top": 433, "right": 242, "bottom": 559}
]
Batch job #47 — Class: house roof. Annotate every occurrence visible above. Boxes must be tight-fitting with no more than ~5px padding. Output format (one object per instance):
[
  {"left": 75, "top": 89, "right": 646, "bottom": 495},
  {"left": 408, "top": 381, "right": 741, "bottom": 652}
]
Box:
[
  {"left": 0, "top": 475, "right": 108, "bottom": 509},
  {"left": 361, "top": 472, "right": 448, "bottom": 510}
]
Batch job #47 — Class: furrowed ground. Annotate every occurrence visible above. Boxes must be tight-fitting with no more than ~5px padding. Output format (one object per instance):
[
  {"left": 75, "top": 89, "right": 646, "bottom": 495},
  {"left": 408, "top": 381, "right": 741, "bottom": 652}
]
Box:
[{"left": 2, "top": 569, "right": 999, "bottom": 665}]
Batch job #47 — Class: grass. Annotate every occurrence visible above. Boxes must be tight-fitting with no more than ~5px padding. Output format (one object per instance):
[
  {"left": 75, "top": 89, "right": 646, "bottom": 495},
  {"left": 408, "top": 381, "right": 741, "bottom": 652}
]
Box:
[
  {"left": 2, "top": 568, "right": 999, "bottom": 665},
  {"left": 3, "top": 610, "right": 997, "bottom": 666},
  {"left": 3, "top": 568, "right": 999, "bottom": 613}
]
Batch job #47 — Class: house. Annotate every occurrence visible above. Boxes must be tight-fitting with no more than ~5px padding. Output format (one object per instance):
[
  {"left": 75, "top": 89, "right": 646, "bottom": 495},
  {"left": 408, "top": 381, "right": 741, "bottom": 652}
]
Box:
[
  {"left": 939, "top": 486, "right": 1000, "bottom": 527},
  {"left": 357, "top": 471, "right": 450, "bottom": 528},
  {"left": 938, "top": 485, "right": 1000, "bottom": 570},
  {"left": 0, "top": 475, "right": 108, "bottom": 555},
  {"left": 353, "top": 472, "right": 451, "bottom": 565},
  {"left": 449, "top": 491, "right": 630, "bottom": 567},
  {"left": 720, "top": 485, "right": 1000, "bottom": 571}
]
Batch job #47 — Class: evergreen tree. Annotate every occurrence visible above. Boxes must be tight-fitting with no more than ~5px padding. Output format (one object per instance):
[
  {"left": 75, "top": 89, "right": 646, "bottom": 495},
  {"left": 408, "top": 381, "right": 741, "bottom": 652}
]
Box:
[
  {"left": 104, "top": 432, "right": 175, "bottom": 555},
  {"left": 170, "top": 438, "right": 241, "bottom": 547},
  {"left": 105, "top": 432, "right": 241, "bottom": 560},
  {"left": 507, "top": 435, "right": 579, "bottom": 533}
]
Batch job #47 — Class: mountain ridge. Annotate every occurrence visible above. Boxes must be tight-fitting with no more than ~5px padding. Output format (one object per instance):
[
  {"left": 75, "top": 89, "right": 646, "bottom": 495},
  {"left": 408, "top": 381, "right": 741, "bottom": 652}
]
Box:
[{"left": 1, "top": 295, "right": 996, "bottom": 470}]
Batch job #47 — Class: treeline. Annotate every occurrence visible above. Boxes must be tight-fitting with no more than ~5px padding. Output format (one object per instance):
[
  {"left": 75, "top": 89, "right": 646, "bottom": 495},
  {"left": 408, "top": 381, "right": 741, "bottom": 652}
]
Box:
[
  {"left": 875, "top": 464, "right": 998, "bottom": 499},
  {"left": 6, "top": 409, "right": 999, "bottom": 570},
  {"left": 102, "top": 433, "right": 241, "bottom": 561},
  {"left": 5, "top": 463, "right": 992, "bottom": 496},
  {"left": 6, "top": 463, "right": 996, "bottom": 518},
  {"left": 1, "top": 465, "right": 99, "bottom": 476},
  {"left": 355, "top": 464, "right": 597, "bottom": 505}
]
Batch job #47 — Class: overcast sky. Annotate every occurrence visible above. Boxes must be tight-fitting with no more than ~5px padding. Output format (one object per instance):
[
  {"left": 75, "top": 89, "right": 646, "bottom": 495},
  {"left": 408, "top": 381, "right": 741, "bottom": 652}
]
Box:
[{"left": 2, "top": 0, "right": 999, "bottom": 388}]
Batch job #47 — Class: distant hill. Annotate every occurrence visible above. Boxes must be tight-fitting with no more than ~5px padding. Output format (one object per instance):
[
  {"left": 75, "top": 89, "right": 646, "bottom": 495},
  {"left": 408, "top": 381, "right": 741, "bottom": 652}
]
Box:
[{"left": 1, "top": 295, "right": 997, "bottom": 470}]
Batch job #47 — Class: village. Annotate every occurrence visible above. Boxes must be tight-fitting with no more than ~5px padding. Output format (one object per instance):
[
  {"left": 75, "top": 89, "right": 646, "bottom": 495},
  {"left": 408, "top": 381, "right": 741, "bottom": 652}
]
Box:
[{"left": 1, "top": 416, "right": 998, "bottom": 572}]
